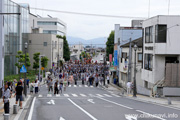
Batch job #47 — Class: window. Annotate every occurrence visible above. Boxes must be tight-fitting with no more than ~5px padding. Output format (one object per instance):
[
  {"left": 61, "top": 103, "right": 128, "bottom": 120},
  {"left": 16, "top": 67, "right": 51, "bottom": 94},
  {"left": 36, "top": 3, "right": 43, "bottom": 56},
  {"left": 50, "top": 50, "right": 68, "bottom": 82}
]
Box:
[
  {"left": 37, "top": 21, "right": 56, "bottom": 25},
  {"left": 138, "top": 53, "right": 142, "bottom": 62},
  {"left": 155, "top": 24, "right": 167, "bottom": 43},
  {"left": 44, "top": 42, "right": 47, "bottom": 46},
  {"left": 145, "top": 26, "right": 153, "bottom": 43},
  {"left": 122, "top": 52, "right": 127, "bottom": 59},
  {"left": 144, "top": 54, "right": 153, "bottom": 71}
]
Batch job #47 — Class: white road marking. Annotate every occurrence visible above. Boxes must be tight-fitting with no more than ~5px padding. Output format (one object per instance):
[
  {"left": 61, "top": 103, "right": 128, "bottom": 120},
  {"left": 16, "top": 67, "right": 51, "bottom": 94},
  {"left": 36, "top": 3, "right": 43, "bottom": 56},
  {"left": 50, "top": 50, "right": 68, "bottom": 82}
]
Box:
[
  {"left": 90, "top": 86, "right": 93, "bottom": 88},
  {"left": 72, "top": 94, "right": 78, "bottom": 97},
  {"left": 80, "top": 94, "right": 86, "bottom": 97},
  {"left": 111, "top": 94, "right": 120, "bottom": 97},
  {"left": 125, "top": 115, "right": 137, "bottom": 120},
  {"left": 103, "top": 94, "right": 112, "bottom": 97},
  {"left": 38, "top": 95, "right": 43, "bottom": 97},
  {"left": 28, "top": 97, "right": 36, "bottom": 120},
  {"left": 74, "top": 85, "right": 77, "bottom": 87},
  {"left": 47, "top": 99, "right": 55, "bottom": 105},
  {"left": 87, "top": 99, "right": 95, "bottom": 104},
  {"left": 97, "top": 97, "right": 133, "bottom": 110},
  {"left": 47, "top": 94, "right": 52, "bottom": 97},
  {"left": 59, "top": 117, "right": 65, "bottom": 120},
  {"left": 85, "top": 85, "right": 88, "bottom": 87},
  {"left": 68, "top": 98, "right": 98, "bottom": 120},
  {"left": 56, "top": 94, "right": 60, "bottom": 97},
  {"left": 79, "top": 85, "right": 82, "bottom": 87},
  {"left": 96, "top": 94, "right": 104, "bottom": 97},
  {"left": 136, "top": 110, "right": 166, "bottom": 120},
  {"left": 64, "top": 94, "right": 69, "bottom": 97},
  {"left": 68, "top": 85, "right": 71, "bottom": 87}
]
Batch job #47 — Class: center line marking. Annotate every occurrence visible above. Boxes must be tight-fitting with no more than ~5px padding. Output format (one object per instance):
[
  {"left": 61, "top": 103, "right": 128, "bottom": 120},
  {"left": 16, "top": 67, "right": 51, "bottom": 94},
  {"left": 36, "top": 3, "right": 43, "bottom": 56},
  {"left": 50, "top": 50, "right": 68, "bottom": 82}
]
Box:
[
  {"left": 68, "top": 98, "right": 98, "bottom": 120},
  {"left": 97, "top": 97, "right": 133, "bottom": 110}
]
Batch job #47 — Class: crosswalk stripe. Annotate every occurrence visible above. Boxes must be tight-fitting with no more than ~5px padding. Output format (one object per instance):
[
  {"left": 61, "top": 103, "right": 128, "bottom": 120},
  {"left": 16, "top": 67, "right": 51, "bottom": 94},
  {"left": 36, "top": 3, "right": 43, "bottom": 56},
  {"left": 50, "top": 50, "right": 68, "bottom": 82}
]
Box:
[
  {"left": 56, "top": 94, "right": 61, "bottom": 97},
  {"left": 85, "top": 85, "right": 88, "bottom": 87},
  {"left": 68, "top": 85, "right": 71, "bottom": 87},
  {"left": 74, "top": 85, "right": 77, "bottom": 87},
  {"left": 47, "top": 94, "right": 52, "bottom": 97},
  {"left": 64, "top": 94, "right": 69, "bottom": 97},
  {"left": 38, "top": 95, "right": 43, "bottom": 97},
  {"left": 72, "top": 94, "right": 78, "bottom": 97},
  {"left": 79, "top": 85, "right": 82, "bottom": 87},
  {"left": 90, "top": 86, "right": 93, "bottom": 88},
  {"left": 103, "top": 94, "right": 112, "bottom": 97},
  {"left": 80, "top": 94, "right": 86, "bottom": 97},
  {"left": 96, "top": 94, "right": 104, "bottom": 97},
  {"left": 111, "top": 94, "right": 120, "bottom": 97}
]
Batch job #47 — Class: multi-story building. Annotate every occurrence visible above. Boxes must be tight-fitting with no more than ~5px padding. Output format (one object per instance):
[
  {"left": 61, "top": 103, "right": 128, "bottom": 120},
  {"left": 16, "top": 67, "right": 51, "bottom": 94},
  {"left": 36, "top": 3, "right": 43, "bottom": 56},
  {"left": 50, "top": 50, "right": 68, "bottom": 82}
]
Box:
[
  {"left": 0, "top": 0, "right": 30, "bottom": 95},
  {"left": 29, "top": 14, "right": 67, "bottom": 36},
  {"left": 70, "top": 44, "right": 84, "bottom": 61},
  {"left": 141, "top": 15, "right": 180, "bottom": 96},
  {"left": 28, "top": 32, "right": 63, "bottom": 69},
  {"left": 114, "top": 22, "right": 143, "bottom": 85}
]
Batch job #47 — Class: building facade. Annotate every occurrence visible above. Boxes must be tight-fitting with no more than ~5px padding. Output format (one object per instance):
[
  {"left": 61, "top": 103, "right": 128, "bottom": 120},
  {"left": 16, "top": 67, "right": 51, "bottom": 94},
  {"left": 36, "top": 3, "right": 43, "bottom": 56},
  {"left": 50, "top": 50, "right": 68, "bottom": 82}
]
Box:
[
  {"left": 70, "top": 44, "right": 84, "bottom": 61},
  {"left": 141, "top": 15, "right": 180, "bottom": 96},
  {"left": 28, "top": 33, "right": 63, "bottom": 69},
  {"left": 29, "top": 14, "right": 67, "bottom": 36},
  {"left": 0, "top": 0, "right": 30, "bottom": 91}
]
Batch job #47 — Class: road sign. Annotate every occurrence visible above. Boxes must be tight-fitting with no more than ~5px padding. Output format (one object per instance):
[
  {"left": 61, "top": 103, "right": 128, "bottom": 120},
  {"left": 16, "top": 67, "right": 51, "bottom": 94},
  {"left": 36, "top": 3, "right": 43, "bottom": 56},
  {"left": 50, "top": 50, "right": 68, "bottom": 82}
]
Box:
[
  {"left": 20, "top": 65, "right": 27, "bottom": 73},
  {"left": 47, "top": 99, "right": 55, "bottom": 105},
  {"left": 41, "top": 67, "right": 44, "bottom": 70}
]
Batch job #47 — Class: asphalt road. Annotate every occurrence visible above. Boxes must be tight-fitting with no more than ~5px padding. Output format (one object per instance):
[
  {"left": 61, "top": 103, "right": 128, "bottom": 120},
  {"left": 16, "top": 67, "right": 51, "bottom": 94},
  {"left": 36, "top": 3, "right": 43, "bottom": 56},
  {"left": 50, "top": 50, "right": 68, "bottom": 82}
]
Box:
[{"left": 28, "top": 80, "right": 180, "bottom": 120}]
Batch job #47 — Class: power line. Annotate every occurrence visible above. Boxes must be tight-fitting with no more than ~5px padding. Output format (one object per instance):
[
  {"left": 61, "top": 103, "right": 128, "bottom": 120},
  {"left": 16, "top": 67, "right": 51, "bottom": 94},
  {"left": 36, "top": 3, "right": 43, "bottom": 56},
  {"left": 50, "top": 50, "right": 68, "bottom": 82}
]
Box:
[{"left": 30, "top": 7, "right": 147, "bottom": 19}]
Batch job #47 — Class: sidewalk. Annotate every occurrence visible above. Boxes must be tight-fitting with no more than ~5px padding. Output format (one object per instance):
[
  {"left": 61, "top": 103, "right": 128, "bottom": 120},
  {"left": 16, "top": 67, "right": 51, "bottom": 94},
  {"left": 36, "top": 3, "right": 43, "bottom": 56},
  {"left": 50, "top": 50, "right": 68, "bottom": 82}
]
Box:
[
  {"left": 0, "top": 94, "right": 31, "bottom": 120},
  {"left": 106, "top": 83, "right": 180, "bottom": 110}
]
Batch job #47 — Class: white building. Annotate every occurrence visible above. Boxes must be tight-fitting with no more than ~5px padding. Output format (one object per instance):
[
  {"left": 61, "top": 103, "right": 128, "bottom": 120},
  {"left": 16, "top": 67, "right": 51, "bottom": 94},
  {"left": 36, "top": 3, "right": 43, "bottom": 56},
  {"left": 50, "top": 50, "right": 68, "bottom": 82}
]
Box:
[
  {"left": 70, "top": 44, "right": 84, "bottom": 61},
  {"left": 29, "top": 13, "right": 67, "bottom": 36},
  {"left": 141, "top": 15, "right": 180, "bottom": 96}
]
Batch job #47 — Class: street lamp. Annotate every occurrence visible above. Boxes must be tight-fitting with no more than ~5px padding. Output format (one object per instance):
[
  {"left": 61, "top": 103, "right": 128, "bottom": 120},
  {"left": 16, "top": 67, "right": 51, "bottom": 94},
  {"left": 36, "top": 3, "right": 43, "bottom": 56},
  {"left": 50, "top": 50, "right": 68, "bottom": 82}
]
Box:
[
  {"left": 133, "top": 43, "right": 138, "bottom": 97},
  {"left": 24, "top": 42, "right": 28, "bottom": 97}
]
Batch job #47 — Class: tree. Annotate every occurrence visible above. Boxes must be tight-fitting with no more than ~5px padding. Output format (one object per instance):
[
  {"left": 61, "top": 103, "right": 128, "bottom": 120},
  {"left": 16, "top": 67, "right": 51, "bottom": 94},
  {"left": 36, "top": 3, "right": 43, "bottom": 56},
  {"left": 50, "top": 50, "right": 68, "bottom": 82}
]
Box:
[
  {"left": 56, "top": 35, "right": 70, "bottom": 61},
  {"left": 15, "top": 50, "right": 31, "bottom": 78},
  {"left": 106, "top": 31, "right": 114, "bottom": 61},
  {"left": 41, "top": 56, "right": 49, "bottom": 68},
  {"left": 33, "top": 52, "right": 40, "bottom": 74}
]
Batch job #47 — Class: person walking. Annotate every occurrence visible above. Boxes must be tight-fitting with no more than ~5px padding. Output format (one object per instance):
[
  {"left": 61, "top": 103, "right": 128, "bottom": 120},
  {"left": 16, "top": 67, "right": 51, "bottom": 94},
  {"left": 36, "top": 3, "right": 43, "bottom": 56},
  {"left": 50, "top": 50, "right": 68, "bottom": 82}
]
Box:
[
  {"left": 3, "top": 83, "right": 11, "bottom": 114},
  {"left": 107, "top": 75, "right": 110, "bottom": 84},
  {"left": 59, "top": 80, "right": 63, "bottom": 94},
  {"left": 30, "top": 81, "right": 34, "bottom": 94},
  {"left": 63, "top": 78, "right": 67, "bottom": 91},
  {"left": 127, "top": 81, "right": 131, "bottom": 96},
  {"left": 54, "top": 81, "right": 59, "bottom": 95},
  {"left": 34, "top": 79, "right": 39, "bottom": 94},
  {"left": 48, "top": 79, "right": 53, "bottom": 94},
  {"left": 15, "top": 82, "right": 23, "bottom": 109},
  {"left": 95, "top": 75, "right": 99, "bottom": 87}
]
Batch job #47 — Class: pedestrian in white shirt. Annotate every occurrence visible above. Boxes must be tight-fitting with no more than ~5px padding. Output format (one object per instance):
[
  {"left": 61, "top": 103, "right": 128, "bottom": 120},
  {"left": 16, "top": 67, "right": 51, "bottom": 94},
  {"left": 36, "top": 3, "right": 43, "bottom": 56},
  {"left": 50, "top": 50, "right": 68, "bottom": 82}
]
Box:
[{"left": 127, "top": 82, "right": 131, "bottom": 96}]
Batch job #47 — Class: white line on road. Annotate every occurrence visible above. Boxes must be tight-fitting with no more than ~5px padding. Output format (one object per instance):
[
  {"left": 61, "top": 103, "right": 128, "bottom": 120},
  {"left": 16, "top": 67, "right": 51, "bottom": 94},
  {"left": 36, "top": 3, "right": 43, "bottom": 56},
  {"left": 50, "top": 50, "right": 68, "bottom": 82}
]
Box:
[
  {"left": 96, "top": 94, "right": 104, "bottom": 97},
  {"left": 56, "top": 94, "right": 60, "bottom": 97},
  {"left": 74, "top": 85, "right": 77, "bottom": 87},
  {"left": 28, "top": 97, "right": 36, "bottom": 120},
  {"left": 97, "top": 97, "right": 133, "bottom": 110},
  {"left": 64, "top": 94, "right": 69, "bottom": 97},
  {"left": 59, "top": 117, "right": 65, "bottom": 120},
  {"left": 111, "top": 94, "right": 120, "bottom": 97},
  {"left": 103, "top": 94, "right": 112, "bottom": 97},
  {"left": 38, "top": 94, "right": 43, "bottom": 97},
  {"left": 47, "top": 94, "right": 52, "bottom": 97},
  {"left": 85, "top": 85, "right": 88, "bottom": 87},
  {"left": 68, "top": 98, "right": 98, "bottom": 120},
  {"left": 79, "top": 85, "right": 82, "bottom": 87},
  {"left": 136, "top": 110, "right": 166, "bottom": 120},
  {"left": 87, "top": 99, "right": 95, "bottom": 104},
  {"left": 80, "top": 94, "right": 87, "bottom": 97},
  {"left": 72, "top": 94, "right": 78, "bottom": 97},
  {"left": 68, "top": 85, "right": 71, "bottom": 87}
]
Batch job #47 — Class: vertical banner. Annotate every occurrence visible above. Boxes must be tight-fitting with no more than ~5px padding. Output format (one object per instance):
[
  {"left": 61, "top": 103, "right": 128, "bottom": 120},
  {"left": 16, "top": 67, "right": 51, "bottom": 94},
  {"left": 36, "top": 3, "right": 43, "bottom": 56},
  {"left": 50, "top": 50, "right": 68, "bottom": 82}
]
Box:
[
  {"left": 114, "top": 50, "right": 118, "bottom": 66},
  {"left": 109, "top": 54, "right": 112, "bottom": 62}
]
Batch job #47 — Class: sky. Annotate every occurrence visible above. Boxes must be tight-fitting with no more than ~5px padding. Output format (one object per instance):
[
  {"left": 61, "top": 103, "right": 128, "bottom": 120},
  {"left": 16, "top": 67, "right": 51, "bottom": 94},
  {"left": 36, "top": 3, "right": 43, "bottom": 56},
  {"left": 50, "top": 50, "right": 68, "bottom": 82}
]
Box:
[{"left": 14, "top": 0, "right": 180, "bottom": 40}]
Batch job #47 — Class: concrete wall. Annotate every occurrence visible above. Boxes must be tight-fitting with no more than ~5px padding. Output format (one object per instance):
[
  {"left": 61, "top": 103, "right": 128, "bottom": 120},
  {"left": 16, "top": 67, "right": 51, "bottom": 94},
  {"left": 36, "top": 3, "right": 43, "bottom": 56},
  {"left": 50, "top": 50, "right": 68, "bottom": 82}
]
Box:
[
  {"left": 163, "top": 87, "right": 180, "bottom": 96},
  {"left": 28, "top": 34, "right": 63, "bottom": 70}
]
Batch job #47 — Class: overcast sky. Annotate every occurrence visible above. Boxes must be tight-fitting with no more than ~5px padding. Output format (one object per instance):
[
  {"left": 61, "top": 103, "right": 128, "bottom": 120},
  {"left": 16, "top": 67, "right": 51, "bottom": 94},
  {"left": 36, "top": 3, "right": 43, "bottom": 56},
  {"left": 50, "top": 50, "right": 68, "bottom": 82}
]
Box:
[{"left": 14, "top": 0, "right": 180, "bottom": 40}]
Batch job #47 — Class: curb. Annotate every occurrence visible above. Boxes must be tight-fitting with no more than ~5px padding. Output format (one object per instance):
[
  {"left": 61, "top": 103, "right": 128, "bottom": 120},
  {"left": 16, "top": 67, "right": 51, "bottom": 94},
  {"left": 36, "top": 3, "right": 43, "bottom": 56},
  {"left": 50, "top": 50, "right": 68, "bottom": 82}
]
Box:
[{"left": 13, "top": 95, "right": 31, "bottom": 120}]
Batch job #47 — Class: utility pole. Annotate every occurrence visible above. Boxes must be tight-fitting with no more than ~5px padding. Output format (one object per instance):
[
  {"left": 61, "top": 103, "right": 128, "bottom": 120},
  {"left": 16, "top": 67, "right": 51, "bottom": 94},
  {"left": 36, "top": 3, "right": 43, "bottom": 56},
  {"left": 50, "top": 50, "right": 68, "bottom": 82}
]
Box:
[{"left": 128, "top": 37, "right": 132, "bottom": 82}]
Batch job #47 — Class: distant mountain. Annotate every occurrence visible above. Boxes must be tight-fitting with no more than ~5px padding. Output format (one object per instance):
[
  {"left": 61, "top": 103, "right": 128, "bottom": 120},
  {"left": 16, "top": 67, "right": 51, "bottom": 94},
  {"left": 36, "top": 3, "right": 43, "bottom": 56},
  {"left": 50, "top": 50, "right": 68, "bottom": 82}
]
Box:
[{"left": 67, "top": 36, "right": 107, "bottom": 47}]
